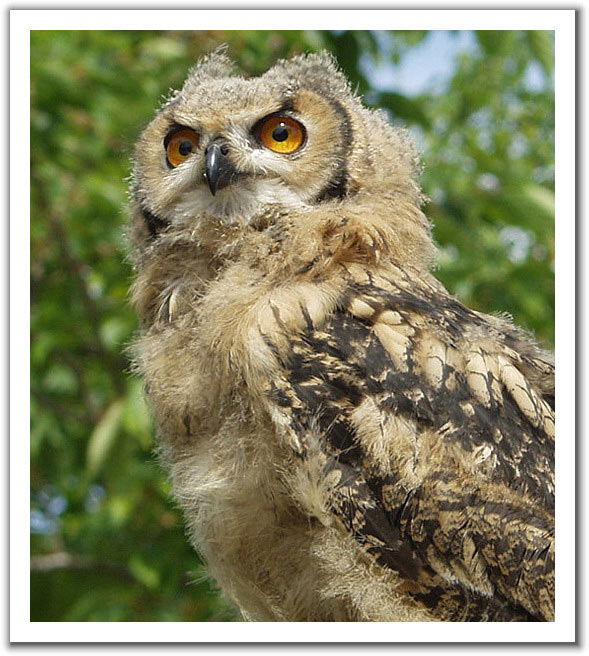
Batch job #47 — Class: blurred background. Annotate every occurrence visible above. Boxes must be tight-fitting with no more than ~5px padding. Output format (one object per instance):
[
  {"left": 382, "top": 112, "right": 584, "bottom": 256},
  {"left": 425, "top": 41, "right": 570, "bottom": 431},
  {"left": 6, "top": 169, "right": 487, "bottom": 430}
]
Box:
[{"left": 30, "top": 30, "right": 554, "bottom": 621}]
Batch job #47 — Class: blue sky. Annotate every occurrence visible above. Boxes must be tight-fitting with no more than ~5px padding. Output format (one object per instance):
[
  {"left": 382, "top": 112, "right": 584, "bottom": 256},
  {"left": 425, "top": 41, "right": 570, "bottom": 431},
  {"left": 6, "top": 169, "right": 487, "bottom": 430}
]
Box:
[
  {"left": 360, "top": 30, "right": 548, "bottom": 97},
  {"left": 362, "top": 31, "right": 477, "bottom": 96}
]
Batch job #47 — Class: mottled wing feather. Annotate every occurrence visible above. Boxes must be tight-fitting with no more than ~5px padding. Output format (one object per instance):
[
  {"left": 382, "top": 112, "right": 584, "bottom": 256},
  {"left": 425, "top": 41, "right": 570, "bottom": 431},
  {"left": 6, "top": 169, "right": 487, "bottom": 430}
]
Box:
[{"left": 266, "top": 265, "right": 554, "bottom": 621}]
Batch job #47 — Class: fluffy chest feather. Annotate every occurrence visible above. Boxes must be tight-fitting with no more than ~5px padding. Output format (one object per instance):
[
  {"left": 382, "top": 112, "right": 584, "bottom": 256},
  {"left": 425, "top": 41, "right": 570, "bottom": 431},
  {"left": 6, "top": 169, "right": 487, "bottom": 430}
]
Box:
[{"left": 133, "top": 249, "right": 553, "bottom": 622}]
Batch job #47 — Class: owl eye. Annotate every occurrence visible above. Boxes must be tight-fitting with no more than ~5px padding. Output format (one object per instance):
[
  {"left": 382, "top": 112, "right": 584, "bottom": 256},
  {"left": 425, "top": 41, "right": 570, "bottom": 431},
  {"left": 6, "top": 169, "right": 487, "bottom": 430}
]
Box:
[
  {"left": 257, "top": 115, "right": 305, "bottom": 154},
  {"left": 165, "top": 127, "right": 200, "bottom": 168}
]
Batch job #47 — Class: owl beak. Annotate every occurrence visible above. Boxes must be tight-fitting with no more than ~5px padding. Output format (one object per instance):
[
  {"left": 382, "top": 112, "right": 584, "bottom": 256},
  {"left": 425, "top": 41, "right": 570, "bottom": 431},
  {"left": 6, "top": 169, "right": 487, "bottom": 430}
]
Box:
[{"left": 204, "top": 139, "right": 235, "bottom": 196}]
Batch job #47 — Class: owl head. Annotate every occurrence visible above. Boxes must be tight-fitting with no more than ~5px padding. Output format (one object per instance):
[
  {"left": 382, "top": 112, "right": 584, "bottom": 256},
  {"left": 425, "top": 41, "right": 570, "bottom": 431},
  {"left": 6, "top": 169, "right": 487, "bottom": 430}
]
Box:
[{"left": 129, "top": 50, "right": 435, "bottom": 278}]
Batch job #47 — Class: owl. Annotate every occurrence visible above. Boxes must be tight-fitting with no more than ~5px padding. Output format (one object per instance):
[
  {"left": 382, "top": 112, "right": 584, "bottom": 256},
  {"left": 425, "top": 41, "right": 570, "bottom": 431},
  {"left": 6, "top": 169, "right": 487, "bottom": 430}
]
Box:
[{"left": 128, "top": 50, "right": 554, "bottom": 622}]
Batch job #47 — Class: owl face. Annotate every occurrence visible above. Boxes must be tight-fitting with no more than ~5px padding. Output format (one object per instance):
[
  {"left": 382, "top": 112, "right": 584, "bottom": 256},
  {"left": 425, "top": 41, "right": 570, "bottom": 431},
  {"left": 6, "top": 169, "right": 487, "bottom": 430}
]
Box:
[
  {"left": 131, "top": 50, "right": 422, "bottom": 251},
  {"left": 131, "top": 52, "right": 364, "bottom": 229}
]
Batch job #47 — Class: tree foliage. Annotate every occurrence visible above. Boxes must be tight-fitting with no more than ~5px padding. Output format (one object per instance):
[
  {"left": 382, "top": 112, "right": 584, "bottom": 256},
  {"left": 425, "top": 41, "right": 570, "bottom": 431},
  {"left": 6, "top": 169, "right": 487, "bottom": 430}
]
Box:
[{"left": 30, "top": 30, "right": 554, "bottom": 621}]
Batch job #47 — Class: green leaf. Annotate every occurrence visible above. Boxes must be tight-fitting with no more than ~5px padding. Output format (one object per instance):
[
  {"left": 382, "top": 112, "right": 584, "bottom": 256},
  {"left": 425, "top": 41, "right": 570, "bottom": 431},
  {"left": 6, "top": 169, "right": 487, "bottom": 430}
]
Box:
[
  {"left": 475, "top": 30, "right": 509, "bottom": 54},
  {"left": 377, "top": 92, "right": 431, "bottom": 128},
  {"left": 498, "top": 184, "right": 555, "bottom": 232},
  {"left": 42, "top": 364, "right": 78, "bottom": 394},
  {"left": 86, "top": 398, "right": 124, "bottom": 478},
  {"left": 129, "top": 554, "right": 160, "bottom": 589},
  {"left": 122, "top": 378, "right": 153, "bottom": 448},
  {"left": 139, "top": 37, "right": 187, "bottom": 61},
  {"left": 522, "top": 183, "right": 555, "bottom": 218},
  {"left": 99, "top": 316, "right": 130, "bottom": 350},
  {"left": 528, "top": 31, "right": 554, "bottom": 76},
  {"left": 107, "top": 492, "right": 135, "bottom": 527}
]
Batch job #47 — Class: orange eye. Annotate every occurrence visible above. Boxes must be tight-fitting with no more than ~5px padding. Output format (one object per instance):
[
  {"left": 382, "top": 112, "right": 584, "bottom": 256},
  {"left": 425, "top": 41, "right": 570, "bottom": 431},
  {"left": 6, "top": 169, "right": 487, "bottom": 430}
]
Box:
[
  {"left": 258, "top": 116, "right": 305, "bottom": 154},
  {"left": 165, "top": 127, "right": 200, "bottom": 168}
]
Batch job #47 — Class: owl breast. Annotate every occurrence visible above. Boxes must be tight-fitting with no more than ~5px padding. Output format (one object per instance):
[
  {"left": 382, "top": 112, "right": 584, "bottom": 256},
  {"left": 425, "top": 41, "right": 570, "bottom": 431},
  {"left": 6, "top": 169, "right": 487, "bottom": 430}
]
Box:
[
  {"left": 129, "top": 50, "right": 554, "bottom": 623},
  {"left": 133, "top": 253, "right": 436, "bottom": 622}
]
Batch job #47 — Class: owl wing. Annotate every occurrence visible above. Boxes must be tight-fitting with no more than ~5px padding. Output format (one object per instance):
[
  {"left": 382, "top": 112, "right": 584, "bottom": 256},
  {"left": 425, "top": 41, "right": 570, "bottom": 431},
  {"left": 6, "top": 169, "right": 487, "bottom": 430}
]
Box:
[{"left": 265, "top": 264, "right": 554, "bottom": 622}]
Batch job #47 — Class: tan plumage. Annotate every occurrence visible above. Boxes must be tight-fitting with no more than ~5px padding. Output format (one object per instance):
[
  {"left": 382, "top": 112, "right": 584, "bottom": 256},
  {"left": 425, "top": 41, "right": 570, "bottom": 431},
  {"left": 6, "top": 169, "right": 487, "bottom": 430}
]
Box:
[{"left": 128, "top": 50, "right": 554, "bottom": 622}]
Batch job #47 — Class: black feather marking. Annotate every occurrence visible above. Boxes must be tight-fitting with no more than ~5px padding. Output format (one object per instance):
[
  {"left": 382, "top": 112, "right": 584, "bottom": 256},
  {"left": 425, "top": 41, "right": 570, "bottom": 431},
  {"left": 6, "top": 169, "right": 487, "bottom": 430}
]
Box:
[
  {"left": 312, "top": 96, "right": 352, "bottom": 203},
  {"left": 266, "top": 271, "right": 554, "bottom": 620},
  {"left": 142, "top": 207, "right": 169, "bottom": 239}
]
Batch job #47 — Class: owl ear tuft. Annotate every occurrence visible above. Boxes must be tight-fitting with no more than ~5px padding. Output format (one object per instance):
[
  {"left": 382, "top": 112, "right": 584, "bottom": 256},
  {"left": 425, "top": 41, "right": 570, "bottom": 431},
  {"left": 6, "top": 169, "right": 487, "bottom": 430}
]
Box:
[
  {"left": 271, "top": 51, "right": 352, "bottom": 98},
  {"left": 184, "top": 45, "right": 236, "bottom": 86}
]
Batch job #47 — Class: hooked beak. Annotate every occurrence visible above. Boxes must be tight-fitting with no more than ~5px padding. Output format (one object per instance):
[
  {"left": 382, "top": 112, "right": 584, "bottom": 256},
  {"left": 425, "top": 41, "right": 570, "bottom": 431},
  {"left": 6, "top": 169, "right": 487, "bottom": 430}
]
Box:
[{"left": 204, "top": 139, "right": 236, "bottom": 196}]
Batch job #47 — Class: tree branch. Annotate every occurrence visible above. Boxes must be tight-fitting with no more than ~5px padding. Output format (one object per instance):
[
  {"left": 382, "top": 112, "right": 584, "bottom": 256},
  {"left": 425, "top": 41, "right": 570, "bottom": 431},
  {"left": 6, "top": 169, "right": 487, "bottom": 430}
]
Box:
[{"left": 30, "top": 552, "right": 134, "bottom": 581}]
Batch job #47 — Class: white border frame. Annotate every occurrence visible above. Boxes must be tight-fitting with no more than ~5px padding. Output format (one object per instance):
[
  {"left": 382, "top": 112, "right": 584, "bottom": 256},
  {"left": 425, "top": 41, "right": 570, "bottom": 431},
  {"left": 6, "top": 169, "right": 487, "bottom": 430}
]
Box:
[{"left": 14, "top": 9, "right": 576, "bottom": 644}]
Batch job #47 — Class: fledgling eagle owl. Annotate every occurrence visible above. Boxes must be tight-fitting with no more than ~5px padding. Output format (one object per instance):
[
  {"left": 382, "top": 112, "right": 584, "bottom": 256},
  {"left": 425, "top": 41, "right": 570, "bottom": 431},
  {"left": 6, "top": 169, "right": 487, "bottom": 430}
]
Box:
[{"left": 128, "top": 51, "right": 554, "bottom": 622}]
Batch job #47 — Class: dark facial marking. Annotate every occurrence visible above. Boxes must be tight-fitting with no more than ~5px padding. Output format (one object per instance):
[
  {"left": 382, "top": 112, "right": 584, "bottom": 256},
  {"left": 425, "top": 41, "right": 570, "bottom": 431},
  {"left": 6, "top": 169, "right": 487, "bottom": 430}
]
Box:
[
  {"left": 312, "top": 95, "right": 353, "bottom": 203},
  {"left": 141, "top": 207, "right": 169, "bottom": 239}
]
